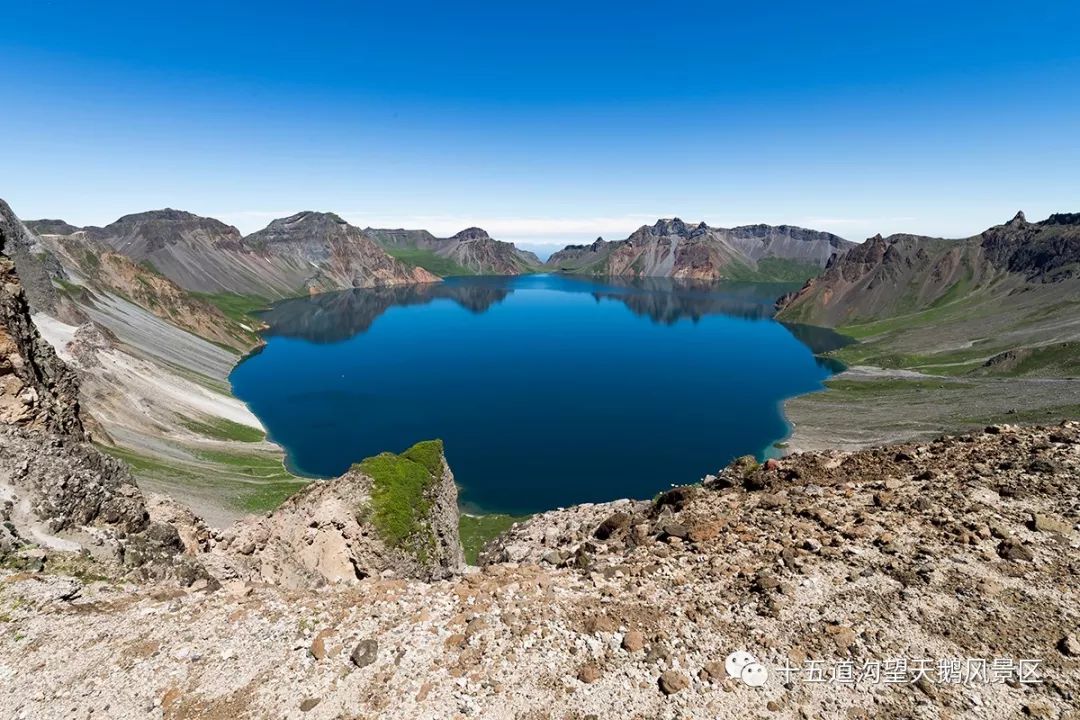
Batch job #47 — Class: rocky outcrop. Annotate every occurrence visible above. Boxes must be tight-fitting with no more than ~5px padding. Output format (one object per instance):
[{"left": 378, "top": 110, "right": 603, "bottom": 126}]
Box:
[
  {"left": 242, "top": 211, "right": 439, "bottom": 293},
  {"left": 547, "top": 219, "right": 851, "bottom": 281},
  {"left": 367, "top": 225, "right": 542, "bottom": 275},
  {"left": 0, "top": 203, "right": 83, "bottom": 437},
  {"left": 209, "top": 439, "right": 465, "bottom": 587},
  {"left": 776, "top": 211, "right": 1080, "bottom": 327}
]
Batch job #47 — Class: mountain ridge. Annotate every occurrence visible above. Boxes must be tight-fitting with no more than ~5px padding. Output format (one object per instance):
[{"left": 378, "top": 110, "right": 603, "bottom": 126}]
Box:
[
  {"left": 366, "top": 225, "right": 542, "bottom": 276},
  {"left": 546, "top": 218, "right": 852, "bottom": 282},
  {"left": 29, "top": 209, "right": 438, "bottom": 298},
  {"left": 775, "top": 211, "right": 1080, "bottom": 329}
]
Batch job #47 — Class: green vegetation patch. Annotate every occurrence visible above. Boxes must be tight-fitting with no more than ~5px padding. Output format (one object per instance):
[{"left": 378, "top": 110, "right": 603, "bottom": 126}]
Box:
[
  {"left": 98, "top": 442, "right": 307, "bottom": 514},
  {"left": 237, "top": 479, "right": 309, "bottom": 513},
  {"left": 357, "top": 439, "right": 444, "bottom": 552},
  {"left": 385, "top": 248, "right": 475, "bottom": 277},
  {"left": 988, "top": 342, "right": 1080, "bottom": 378},
  {"left": 459, "top": 513, "right": 528, "bottom": 564},
  {"left": 191, "top": 292, "right": 271, "bottom": 325},
  {"left": 821, "top": 377, "right": 973, "bottom": 398},
  {"left": 756, "top": 257, "right": 820, "bottom": 282},
  {"left": 180, "top": 414, "right": 266, "bottom": 442}
]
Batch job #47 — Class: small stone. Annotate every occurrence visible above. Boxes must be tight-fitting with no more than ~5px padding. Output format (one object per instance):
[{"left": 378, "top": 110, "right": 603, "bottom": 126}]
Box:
[
  {"left": 578, "top": 664, "right": 601, "bottom": 683},
  {"left": 658, "top": 670, "right": 689, "bottom": 695},
  {"left": 541, "top": 550, "right": 562, "bottom": 565},
  {"left": 1030, "top": 513, "right": 1073, "bottom": 536},
  {"left": 660, "top": 522, "right": 689, "bottom": 540},
  {"left": 1058, "top": 633, "right": 1080, "bottom": 656},
  {"left": 767, "top": 700, "right": 780, "bottom": 712},
  {"left": 687, "top": 523, "right": 719, "bottom": 544},
  {"left": 700, "top": 661, "right": 725, "bottom": 682},
  {"left": 310, "top": 629, "right": 332, "bottom": 660},
  {"left": 1023, "top": 699, "right": 1055, "bottom": 718},
  {"left": 299, "top": 698, "right": 320, "bottom": 712},
  {"left": 595, "top": 512, "right": 631, "bottom": 540},
  {"left": 350, "top": 639, "right": 378, "bottom": 668},
  {"left": 622, "top": 630, "right": 645, "bottom": 653},
  {"left": 827, "top": 625, "right": 857, "bottom": 652},
  {"left": 997, "top": 538, "right": 1034, "bottom": 562}
]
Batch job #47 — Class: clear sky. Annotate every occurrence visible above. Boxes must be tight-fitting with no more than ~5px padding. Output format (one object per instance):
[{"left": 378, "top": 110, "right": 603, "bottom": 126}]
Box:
[{"left": 3, "top": 1, "right": 1079, "bottom": 254}]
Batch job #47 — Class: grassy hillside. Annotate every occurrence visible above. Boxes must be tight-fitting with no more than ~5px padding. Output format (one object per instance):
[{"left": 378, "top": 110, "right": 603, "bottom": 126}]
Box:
[{"left": 385, "top": 247, "right": 475, "bottom": 277}]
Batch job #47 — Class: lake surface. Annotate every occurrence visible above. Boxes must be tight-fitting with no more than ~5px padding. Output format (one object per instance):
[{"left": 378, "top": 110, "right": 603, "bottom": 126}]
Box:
[{"left": 230, "top": 275, "right": 843, "bottom": 514}]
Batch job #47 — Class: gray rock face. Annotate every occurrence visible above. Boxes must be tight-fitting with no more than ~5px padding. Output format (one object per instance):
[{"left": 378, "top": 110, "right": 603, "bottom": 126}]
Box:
[
  {"left": 0, "top": 201, "right": 71, "bottom": 319},
  {"left": 546, "top": 218, "right": 851, "bottom": 281},
  {"left": 0, "top": 425, "right": 145, "bottom": 535},
  {"left": 24, "top": 219, "right": 81, "bottom": 236},
  {"left": 776, "top": 210, "right": 1080, "bottom": 326},
  {"left": 0, "top": 202, "right": 83, "bottom": 437},
  {"left": 367, "top": 225, "right": 542, "bottom": 275},
  {"left": 243, "top": 211, "right": 437, "bottom": 293},
  {"left": 46, "top": 208, "right": 438, "bottom": 298}
]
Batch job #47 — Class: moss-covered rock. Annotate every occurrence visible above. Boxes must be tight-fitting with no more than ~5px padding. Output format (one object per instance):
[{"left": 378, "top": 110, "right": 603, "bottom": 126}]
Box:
[{"left": 358, "top": 439, "right": 446, "bottom": 555}]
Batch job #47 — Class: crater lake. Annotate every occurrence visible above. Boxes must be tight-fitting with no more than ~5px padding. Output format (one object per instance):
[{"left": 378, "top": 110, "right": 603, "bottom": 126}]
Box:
[{"left": 230, "top": 275, "right": 844, "bottom": 514}]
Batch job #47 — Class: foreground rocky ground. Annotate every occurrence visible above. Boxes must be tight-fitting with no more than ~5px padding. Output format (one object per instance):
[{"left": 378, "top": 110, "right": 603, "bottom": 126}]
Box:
[{"left": 2, "top": 421, "right": 1077, "bottom": 720}]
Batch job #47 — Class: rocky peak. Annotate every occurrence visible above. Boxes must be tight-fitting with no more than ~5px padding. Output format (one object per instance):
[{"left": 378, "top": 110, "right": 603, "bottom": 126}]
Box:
[
  {"left": 648, "top": 218, "right": 693, "bottom": 237},
  {"left": 88, "top": 208, "right": 244, "bottom": 252},
  {"left": 1042, "top": 212, "right": 1080, "bottom": 226},
  {"left": 451, "top": 227, "right": 491, "bottom": 242},
  {"left": 1008, "top": 210, "right": 1028, "bottom": 225},
  {"left": 25, "top": 219, "right": 81, "bottom": 236}
]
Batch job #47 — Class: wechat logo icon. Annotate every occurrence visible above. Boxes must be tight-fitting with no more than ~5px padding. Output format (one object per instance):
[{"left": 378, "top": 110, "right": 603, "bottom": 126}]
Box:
[{"left": 725, "top": 650, "right": 769, "bottom": 687}]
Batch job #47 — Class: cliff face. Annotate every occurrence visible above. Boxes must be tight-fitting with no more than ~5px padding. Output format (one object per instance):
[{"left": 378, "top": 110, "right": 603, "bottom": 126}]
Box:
[
  {"left": 0, "top": 201, "right": 83, "bottom": 437},
  {"left": 775, "top": 212, "right": 1080, "bottom": 327},
  {"left": 39, "top": 230, "right": 258, "bottom": 351},
  {"left": 368, "top": 225, "right": 542, "bottom": 275},
  {"left": 547, "top": 219, "right": 851, "bottom": 282},
  {"left": 243, "top": 211, "right": 439, "bottom": 293},
  {"left": 37, "top": 209, "right": 439, "bottom": 299}
]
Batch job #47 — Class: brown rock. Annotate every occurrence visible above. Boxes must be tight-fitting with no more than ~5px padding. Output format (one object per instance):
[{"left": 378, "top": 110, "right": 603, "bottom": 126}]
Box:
[
  {"left": 299, "top": 698, "right": 320, "bottom": 712},
  {"left": 687, "top": 522, "right": 719, "bottom": 544},
  {"left": 658, "top": 670, "right": 689, "bottom": 695},
  {"left": 595, "top": 511, "right": 631, "bottom": 540},
  {"left": 997, "top": 538, "right": 1034, "bottom": 562},
  {"left": 622, "top": 630, "right": 645, "bottom": 653},
  {"left": 578, "top": 664, "right": 601, "bottom": 684},
  {"left": 1030, "top": 513, "right": 1073, "bottom": 535},
  {"left": 309, "top": 629, "right": 333, "bottom": 660},
  {"left": 700, "top": 661, "right": 725, "bottom": 682},
  {"left": 1058, "top": 633, "right": 1080, "bottom": 656}
]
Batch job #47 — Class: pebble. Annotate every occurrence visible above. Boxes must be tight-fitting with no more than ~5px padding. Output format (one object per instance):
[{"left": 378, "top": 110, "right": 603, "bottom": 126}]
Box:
[{"left": 350, "top": 639, "right": 379, "bottom": 668}]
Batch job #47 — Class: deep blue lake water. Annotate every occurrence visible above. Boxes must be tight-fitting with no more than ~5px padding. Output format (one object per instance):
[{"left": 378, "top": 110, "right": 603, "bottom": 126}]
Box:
[{"left": 230, "top": 275, "right": 843, "bottom": 514}]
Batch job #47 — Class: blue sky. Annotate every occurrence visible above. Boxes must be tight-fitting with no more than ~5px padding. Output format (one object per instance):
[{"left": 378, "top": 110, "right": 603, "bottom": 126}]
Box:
[{"left": 3, "top": 1, "right": 1079, "bottom": 254}]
